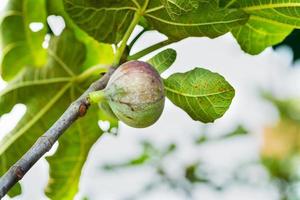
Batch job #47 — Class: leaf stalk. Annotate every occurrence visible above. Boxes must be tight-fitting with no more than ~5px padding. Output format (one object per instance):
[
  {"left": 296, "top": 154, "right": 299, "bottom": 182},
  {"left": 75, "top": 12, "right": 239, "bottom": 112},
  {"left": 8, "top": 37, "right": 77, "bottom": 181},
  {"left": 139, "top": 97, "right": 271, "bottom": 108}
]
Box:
[
  {"left": 113, "top": 0, "right": 150, "bottom": 66},
  {"left": 113, "top": 12, "right": 142, "bottom": 66},
  {"left": 128, "top": 39, "right": 174, "bottom": 60},
  {"left": 76, "top": 64, "right": 109, "bottom": 82}
]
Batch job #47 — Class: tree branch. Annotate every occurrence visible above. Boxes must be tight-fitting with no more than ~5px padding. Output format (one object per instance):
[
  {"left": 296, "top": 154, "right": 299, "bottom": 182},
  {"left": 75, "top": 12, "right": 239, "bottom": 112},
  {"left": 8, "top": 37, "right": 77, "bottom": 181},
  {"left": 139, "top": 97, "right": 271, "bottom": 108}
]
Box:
[{"left": 0, "top": 67, "right": 116, "bottom": 198}]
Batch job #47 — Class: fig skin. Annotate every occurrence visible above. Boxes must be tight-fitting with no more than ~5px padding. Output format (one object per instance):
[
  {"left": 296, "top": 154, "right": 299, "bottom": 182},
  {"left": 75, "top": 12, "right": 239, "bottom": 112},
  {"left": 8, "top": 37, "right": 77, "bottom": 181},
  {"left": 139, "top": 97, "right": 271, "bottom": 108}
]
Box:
[{"left": 104, "top": 61, "right": 165, "bottom": 128}]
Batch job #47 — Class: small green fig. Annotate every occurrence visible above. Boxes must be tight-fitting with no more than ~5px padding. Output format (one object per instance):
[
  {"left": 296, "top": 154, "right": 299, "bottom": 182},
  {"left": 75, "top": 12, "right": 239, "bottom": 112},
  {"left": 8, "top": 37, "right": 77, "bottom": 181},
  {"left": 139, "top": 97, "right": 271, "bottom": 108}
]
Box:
[{"left": 96, "top": 61, "right": 165, "bottom": 128}]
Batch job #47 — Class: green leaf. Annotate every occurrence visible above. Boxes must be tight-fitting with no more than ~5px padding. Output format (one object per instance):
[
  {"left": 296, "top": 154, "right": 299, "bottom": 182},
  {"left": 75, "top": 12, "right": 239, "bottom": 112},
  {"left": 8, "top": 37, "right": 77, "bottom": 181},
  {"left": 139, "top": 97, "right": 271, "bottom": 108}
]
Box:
[
  {"left": 63, "top": 0, "right": 139, "bottom": 44},
  {"left": 47, "top": 0, "right": 115, "bottom": 69},
  {"left": 147, "top": 48, "right": 176, "bottom": 74},
  {"left": 0, "top": 30, "right": 109, "bottom": 199},
  {"left": 160, "top": 0, "right": 200, "bottom": 19},
  {"left": 222, "top": 0, "right": 300, "bottom": 54},
  {"left": 164, "top": 68, "right": 235, "bottom": 123},
  {"left": 145, "top": 0, "right": 249, "bottom": 40},
  {"left": 0, "top": 30, "right": 81, "bottom": 197},
  {"left": 7, "top": 183, "right": 21, "bottom": 197},
  {"left": 226, "top": 0, "right": 300, "bottom": 26},
  {"left": 0, "top": 0, "right": 47, "bottom": 81},
  {"left": 232, "top": 16, "right": 293, "bottom": 54},
  {"left": 64, "top": 0, "right": 248, "bottom": 44},
  {"left": 45, "top": 105, "right": 103, "bottom": 200},
  {"left": 98, "top": 101, "right": 119, "bottom": 136}
]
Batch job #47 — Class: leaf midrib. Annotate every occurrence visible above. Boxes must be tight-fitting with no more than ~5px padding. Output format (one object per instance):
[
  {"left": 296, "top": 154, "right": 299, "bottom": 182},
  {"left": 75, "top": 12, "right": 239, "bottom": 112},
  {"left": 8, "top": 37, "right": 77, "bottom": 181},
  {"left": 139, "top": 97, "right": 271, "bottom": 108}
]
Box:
[
  {"left": 250, "top": 15, "right": 297, "bottom": 28},
  {"left": 1, "top": 10, "right": 22, "bottom": 19},
  {"left": 0, "top": 78, "right": 71, "bottom": 97},
  {"left": 145, "top": 5, "right": 164, "bottom": 13},
  {"left": 164, "top": 85, "right": 234, "bottom": 97},
  {"left": 0, "top": 83, "right": 72, "bottom": 155},
  {"left": 130, "top": 0, "right": 141, "bottom": 9},
  {"left": 23, "top": 0, "right": 42, "bottom": 65},
  {"left": 65, "top": 0, "right": 138, "bottom": 12},
  {"left": 145, "top": 13, "right": 247, "bottom": 26},
  {"left": 245, "top": 23, "right": 285, "bottom": 36},
  {"left": 243, "top": 2, "right": 300, "bottom": 11},
  {"left": 48, "top": 49, "right": 76, "bottom": 77}
]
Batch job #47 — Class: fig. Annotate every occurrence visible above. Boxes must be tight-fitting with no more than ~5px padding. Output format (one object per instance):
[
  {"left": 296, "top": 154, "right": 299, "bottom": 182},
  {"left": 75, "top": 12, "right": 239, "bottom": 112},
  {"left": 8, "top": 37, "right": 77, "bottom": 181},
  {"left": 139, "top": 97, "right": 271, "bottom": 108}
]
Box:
[{"left": 93, "top": 61, "right": 165, "bottom": 128}]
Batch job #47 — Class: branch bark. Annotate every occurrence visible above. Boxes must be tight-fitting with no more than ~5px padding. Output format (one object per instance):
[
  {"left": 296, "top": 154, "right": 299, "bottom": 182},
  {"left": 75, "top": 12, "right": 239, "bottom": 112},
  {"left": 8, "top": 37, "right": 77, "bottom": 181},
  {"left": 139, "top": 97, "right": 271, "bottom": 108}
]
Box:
[{"left": 0, "top": 67, "right": 116, "bottom": 198}]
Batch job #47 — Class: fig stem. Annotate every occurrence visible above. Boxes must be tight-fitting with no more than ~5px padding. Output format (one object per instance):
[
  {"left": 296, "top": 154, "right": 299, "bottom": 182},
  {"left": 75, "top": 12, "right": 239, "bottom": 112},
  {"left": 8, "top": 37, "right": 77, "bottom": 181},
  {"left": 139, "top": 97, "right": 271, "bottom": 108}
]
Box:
[{"left": 88, "top": 90, "right": 106, "bottom": 104}]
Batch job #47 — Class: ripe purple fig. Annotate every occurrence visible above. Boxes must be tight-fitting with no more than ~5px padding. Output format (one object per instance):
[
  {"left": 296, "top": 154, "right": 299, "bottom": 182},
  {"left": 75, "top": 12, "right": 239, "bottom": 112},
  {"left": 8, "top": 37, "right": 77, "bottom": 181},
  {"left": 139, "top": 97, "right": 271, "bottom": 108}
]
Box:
[{"left": 104, "top": 61, "right": 165, "bottom": 128}]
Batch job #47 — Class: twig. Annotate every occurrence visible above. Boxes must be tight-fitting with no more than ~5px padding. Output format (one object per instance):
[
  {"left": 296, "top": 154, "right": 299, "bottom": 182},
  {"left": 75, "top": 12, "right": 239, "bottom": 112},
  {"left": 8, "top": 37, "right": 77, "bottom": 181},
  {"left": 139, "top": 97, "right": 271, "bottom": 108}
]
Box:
[{"left": 0, "top": 67, "right": 116, "bottom": 198}]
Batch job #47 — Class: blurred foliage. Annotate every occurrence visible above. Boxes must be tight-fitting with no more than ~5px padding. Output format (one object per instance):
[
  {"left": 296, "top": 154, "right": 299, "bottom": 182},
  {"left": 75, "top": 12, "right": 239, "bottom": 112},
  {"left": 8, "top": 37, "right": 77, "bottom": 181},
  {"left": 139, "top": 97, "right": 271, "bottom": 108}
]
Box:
[
  {"left": 0, "top": 0, "right": 47, "bottom": 80},
  {"left": 102, "top": 141, "right": 177, "bottom": 171},
  {"left": 264, "top": 93, "right": 300, "bottom": 123},
  {"left": 261, "top": 95, "right": 300, "bottom": 200},
  {"left": 96, "top": 94, "right": 300, "bottom": 200},
  {"left": 261, "top": 120, "right": 300, "bottom": 160},
  {"left": 99, "top": 125, "right": 249, "bottom": 200},
  {"left": 196, "top": 124, "right": 248, "bottom": 144}
]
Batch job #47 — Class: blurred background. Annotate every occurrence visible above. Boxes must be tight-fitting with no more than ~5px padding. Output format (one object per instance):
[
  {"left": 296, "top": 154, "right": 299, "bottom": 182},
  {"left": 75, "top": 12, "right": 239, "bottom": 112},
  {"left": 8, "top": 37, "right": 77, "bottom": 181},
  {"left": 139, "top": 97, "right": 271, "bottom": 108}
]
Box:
[{"left": 1, "top": 0, "right": 300, "bottom": 200}]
